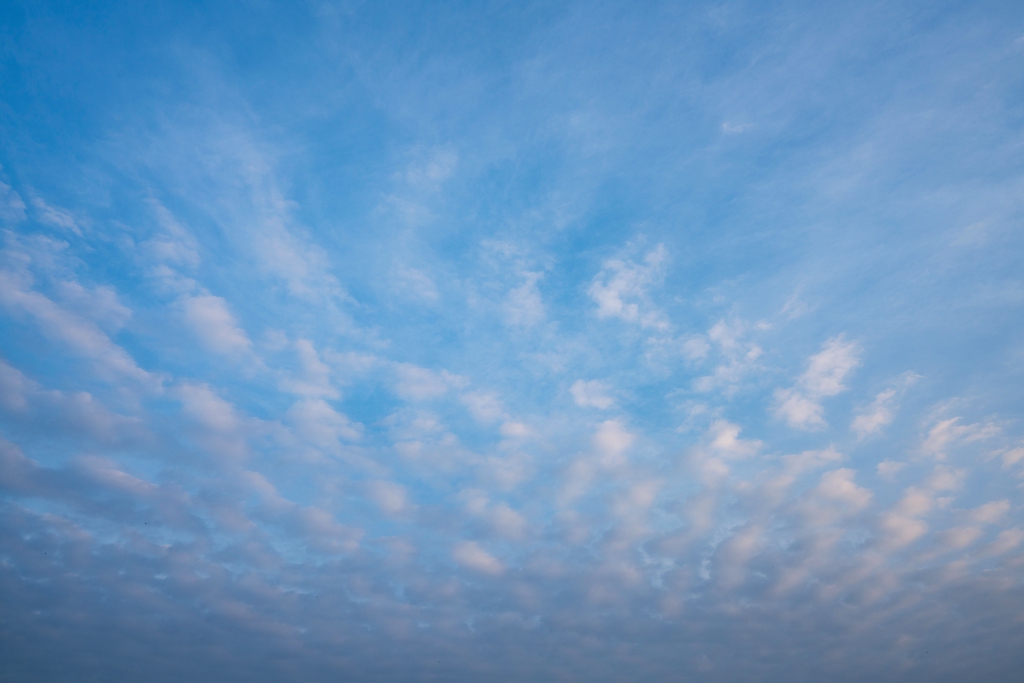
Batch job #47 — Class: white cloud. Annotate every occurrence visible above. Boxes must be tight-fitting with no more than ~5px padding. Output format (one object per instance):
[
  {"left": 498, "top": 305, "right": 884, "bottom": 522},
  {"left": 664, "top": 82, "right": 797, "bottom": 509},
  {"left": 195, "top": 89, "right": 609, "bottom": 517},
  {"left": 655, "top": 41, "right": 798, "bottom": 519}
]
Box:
[
  {"left": 588, "top": 244, "right": 668, "bottom": 329},
  {"left": 815, "top": 468, "right": 872, "bottom": 510},
  {"left": 937, "top": 526, "right": 982, "bottom": 550},
  {"left": 920, "top": 417, "right": 999, "bottom": 459},
  {"left": 1001, "top": 447, "right": 1024, "bottom": 469},
  {"left": 404, "top": 147, "right": 458, "bottom": 188},
  {"left": 459, "top": 490, "right": 528, "bottom": 540},
  {"left": 394, "top": 265, "right": 439, "bottom": 303},
  {"left": 30, "top": 196, "right": 82, "bottom": 235},
  {"left": 0, "top": 180, "right": 26, "bottom": 223},
  {"left": 368, "top": 480, "right": 412, "bottom": 516},
  {"left": 721, "top": 121, "right": 753, "bottom": 134},
  {"left": 460, "top": 391, "right": 505, "bottom": 424},
  {"left": 499, "top": 421, "right": 532, "bottom": 438},
  {"left": 706, "top": 419, "right": 762, "bottom": 459},
  {"left": 452, "top": 541, "right": 503, "bottom": 575},
  {"left": 504, "top": 271, "right": 545, "bottom": 327},
  {"left": 982, "top": 528, "right": 1024, "bottom": 556},
  {"left": 800, "top": 335, "right": 862, "bottom": 397},
  {"left": 851, "top": 372, "right": 919, "bottom": 438},
  {"left": 774, "top": 336, "right": 861, "bottom": 430},
  {"left": 692, "top": 319, "right": 764, "bottom": 395},
  {"left": 286, "top": 398, "right": 362, "bottom": 447},
  {"left": 490, "top": 502, "right": 527, "bottom": 539},
  {"left": 393, "top": 363, "right": 465, "bottom": 401},
  {"left": 570, "top": 379, "right": 614, "bottom": 409},
  {"left": 876, "top": 460, "right": 907, "bottom": 481},
  {"left": 852, "top": 388, "right": 897, "bottom": 437},
  {"left": 177, "top": 382, "right": 241, "bottom": 434},
  {"left": 0, "top": 359, "right": 146, "bottom": 444},
  {"left": 55, "top": 281, "right": 132, "bottom": 332},
  {"left": 280, "top": 339, "right": 338, "bottom": 398},
  {"left": 969, "top": 500, "right": 1010, "bottom": 524},
  {"left": 593, "top": 420, "right": 635, "bottom": 468},
  {"left": 182, "top": 294, "right": 253, "bottom": 358},
  {"left": 0, "top": 268, "right": 153, "bottom": 386},
  {"left": 143, "top": 200, "right": 201, "bottom": 268},
  {"left": 773, "top": 388, "right": 827, "bottom": 431}
]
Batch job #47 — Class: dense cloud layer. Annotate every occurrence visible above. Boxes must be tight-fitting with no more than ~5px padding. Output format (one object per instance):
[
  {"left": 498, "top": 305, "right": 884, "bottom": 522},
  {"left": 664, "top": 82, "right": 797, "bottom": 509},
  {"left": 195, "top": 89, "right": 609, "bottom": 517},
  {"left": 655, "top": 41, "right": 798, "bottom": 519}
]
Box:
[{"left": 2, "top": 1, "right": 1023, "bottom": 681}]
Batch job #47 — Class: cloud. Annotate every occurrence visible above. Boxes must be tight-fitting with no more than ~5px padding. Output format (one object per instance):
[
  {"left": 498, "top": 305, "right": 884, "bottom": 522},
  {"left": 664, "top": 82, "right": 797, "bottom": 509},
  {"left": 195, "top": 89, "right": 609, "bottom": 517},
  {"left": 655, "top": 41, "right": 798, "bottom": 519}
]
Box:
[
  {"left": 0, "top": 267, "right": 154, "bottom": 386},
  {"left": 774, "top": 335, "right": 861, "bottom": 430},
  {"left": 968, "top": 499, "right": 1010, "bottom": 524},
  {"left": 459, "top": 489, "right": 528, "bottom": 539},
  {"left": 286, "top": 398, "right": 362, "bottom": 448},
  {"left": 403, "top": 147, "right": 458, "bottom": 189},
  {"left": 692, "top": 319, "right": 764, "bottom": 395},
  {"left": 368, "top": 480, "right": 412, "bottom": 516},
  {"left": 592, "top": 419, "right": 635, "bottom": 467},
  {"left": 851, "top": 372, "right": 919, "bottom": 438},
  {"left": 876, "top": 460, "right": 907, "bottom": 481},
  {"left": 920, "top": 417, "right": 1000, "bottom": 459},
  {"left": 393, "top": 363, "right": 465, "bottom": 401},
  {"left": 706, "top": 419, "right": 762, "bottom": 459},
  {"left": 54, "top": 281, "right": 132, "bottom": 332},
  {"left": 181, "top": 294, "right": 253, "bottom": 358},
  {"left": 588, "top": 244, "right": 668, "bottom": 329},
  {"left": 452, "top": 540, "right": 503, "bottom": 575},
  {"left": 393, "top": 265, "right": 440, "bottom": 303},
  {"left": 0, "top": 359, "right": 146, "bottom": 445},
  {"left": 143, "top": 200, "right": 201, "bottom": 269},
  {"left": 504, "top": 271, "right": 545, "bottom": 327},
  {"left": 280, "top": 339, "right": 338, "bottom": 398},
  {"left": 0, "top": 180, "right": 27, "bottom": 223},
  {"left": 460, "top": 391, "right": 506, "bottom": 424},
  {"left": 570, "top": 379, "right": 614, "bottom": 409},
  {"left": 30, "top": 196, "right": 82, "bottom": 235},
  {"left": 3, "top": 5, "right": 1024, "bottom": 681}
]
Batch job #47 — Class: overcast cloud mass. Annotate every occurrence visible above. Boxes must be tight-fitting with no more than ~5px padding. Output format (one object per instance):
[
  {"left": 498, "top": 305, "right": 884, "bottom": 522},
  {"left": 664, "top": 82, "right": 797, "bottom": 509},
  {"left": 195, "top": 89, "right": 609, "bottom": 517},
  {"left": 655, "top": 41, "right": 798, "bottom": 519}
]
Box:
[{"left": 2, "top": 1, "right": 1024, "bottom": 681}]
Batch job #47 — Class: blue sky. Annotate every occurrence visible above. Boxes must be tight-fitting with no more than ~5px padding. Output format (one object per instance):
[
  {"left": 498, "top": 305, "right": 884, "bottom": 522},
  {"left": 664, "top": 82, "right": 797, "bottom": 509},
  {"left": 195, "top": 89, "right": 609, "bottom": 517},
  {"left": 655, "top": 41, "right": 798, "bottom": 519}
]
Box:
[{"left": 1, "top": 1, "right": 1023, "bottom": 681}]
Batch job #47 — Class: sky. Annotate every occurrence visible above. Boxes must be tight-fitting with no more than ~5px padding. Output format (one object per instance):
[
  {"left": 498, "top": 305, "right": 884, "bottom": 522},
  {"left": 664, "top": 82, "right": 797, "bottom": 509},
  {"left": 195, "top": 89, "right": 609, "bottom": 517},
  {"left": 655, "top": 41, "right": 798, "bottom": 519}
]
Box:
[{"left": 1, "top": 1, "right": 1023, "bottom": 681}]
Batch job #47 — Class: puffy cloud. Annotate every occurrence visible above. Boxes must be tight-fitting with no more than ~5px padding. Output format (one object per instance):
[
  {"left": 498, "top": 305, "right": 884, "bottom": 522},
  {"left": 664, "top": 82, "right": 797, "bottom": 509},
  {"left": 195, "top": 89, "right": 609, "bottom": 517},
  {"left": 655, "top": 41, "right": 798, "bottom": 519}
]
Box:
[
  {"left": 592, "top": 419, "right": 635, "bottom": 467},
  {"left": 876, "top": 460, "right": 907, "bottom": 481},
  {"left": 968, "top": 499, "right": 1010, "bottom": 524},
  {"left": 692, "top": 319, "right": 765, "bottom": 395},
  {"left": 570, "top": 379, "right": 614, "bottom": 409},
  {"left": 706, "top": 419, "right": 762, "bottom": 459},
  {"left": 452, "top": 541, "right": 503, "bottom": 575},
  {"left": 4, "top": 8, "right": 1024, "bottom": 681},
  {"left": 460, "top": 391, "right": 506, "bottom": 424},
  {"left": 393, "top": 363, "right": 465, "bottom": 401},
  {"left": 851, "top": 372, "right": 920, "bottom": 438},
  {"left": 588, "top": 244, "right": 668, "bottom": 329},
  {"left": 368, "top": 480, "right": 412, "bottom": 516},
  {"left": 774, "top": 336, "right": 861, "bottom": 430}
]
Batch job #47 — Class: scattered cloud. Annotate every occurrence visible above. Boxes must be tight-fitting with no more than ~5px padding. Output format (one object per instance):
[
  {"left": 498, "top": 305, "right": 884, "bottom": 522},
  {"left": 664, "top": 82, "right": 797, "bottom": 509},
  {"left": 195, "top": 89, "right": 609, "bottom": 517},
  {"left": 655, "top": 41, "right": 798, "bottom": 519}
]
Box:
[
  {"left": 570, "top": 379, "right": 614, "bottom": 409},
  {"left": 589, "top": 244, "right": 668, "bottom": 329},
  {"left": 774, "top": 335, "right": 861, "bottom": 430}
]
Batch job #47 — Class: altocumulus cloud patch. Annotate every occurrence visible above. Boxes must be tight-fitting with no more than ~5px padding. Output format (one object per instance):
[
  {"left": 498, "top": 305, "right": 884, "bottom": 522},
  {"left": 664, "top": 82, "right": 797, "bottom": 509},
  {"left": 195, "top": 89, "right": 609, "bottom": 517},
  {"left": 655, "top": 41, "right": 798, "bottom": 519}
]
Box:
[{"left": 1, "top": 2, "right": 1024, "bottom": 682}]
